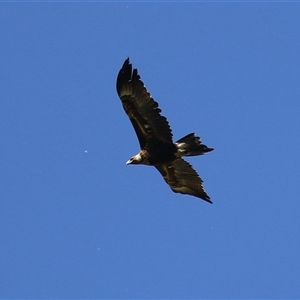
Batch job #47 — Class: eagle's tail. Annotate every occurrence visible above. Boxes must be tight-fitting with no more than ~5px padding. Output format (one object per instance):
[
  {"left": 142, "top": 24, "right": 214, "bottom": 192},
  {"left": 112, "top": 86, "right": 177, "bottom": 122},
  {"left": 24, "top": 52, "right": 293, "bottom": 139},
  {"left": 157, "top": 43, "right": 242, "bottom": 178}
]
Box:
[{"left": 175, "top": 133, "right": 214, "bottom": 157}]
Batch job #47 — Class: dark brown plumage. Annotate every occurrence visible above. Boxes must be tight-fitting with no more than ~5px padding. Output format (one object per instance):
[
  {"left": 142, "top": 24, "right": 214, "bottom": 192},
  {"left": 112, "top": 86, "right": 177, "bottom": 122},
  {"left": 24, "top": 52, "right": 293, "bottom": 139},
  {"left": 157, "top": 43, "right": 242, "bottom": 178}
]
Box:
[{"left": 116, "top": 58, "right": 213, "bottom": 203}]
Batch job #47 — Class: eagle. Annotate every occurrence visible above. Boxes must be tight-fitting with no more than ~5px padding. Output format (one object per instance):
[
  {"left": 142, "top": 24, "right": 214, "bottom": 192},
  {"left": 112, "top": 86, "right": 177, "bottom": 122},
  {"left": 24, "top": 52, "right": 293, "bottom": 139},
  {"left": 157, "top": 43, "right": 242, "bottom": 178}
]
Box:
[{"left": 116, "top": 58, "right": 213, "bottom": 203}]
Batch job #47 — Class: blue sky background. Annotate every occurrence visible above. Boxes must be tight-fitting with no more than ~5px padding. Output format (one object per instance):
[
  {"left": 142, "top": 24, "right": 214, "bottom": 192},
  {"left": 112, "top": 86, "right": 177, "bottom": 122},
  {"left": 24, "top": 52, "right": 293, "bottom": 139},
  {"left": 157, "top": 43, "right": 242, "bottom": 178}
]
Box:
[{"left": 1, "top": 3, "right": 300, "bottom": 299}]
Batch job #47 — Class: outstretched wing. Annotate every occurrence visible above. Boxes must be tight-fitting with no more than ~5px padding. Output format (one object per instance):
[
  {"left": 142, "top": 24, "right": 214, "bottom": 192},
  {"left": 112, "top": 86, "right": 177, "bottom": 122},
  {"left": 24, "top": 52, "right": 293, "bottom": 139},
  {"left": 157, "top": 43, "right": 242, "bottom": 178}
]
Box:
[
  {"left": 116, "top": 58, "right": 173, "bottom": 148},
  {"left": 155, "top": 158, "right": 212, "bottom": 203}
]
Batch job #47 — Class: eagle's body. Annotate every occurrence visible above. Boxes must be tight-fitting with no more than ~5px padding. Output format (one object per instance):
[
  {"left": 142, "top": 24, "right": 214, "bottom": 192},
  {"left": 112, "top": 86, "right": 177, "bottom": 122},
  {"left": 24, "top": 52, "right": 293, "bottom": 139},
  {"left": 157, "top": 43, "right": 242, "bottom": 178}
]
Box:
[
  {"left": 128, "top": 139, "right": 177, "bottom": 165},
  {"left": 116, "top": 58, "right": 213, "bottom": 203}
]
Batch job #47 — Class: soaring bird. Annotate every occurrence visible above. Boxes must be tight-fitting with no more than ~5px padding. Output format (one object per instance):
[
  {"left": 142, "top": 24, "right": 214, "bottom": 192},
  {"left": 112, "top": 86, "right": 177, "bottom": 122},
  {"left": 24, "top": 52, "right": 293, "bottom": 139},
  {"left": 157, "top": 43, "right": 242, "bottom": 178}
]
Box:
[{"left": 116, "top": 58, "right": 213, "bottom": 203}]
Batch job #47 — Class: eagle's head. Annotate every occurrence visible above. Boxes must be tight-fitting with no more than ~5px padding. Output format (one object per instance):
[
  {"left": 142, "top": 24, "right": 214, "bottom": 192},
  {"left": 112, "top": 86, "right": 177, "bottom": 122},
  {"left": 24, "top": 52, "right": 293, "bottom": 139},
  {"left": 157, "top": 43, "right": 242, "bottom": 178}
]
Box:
[{"left": 126, "top": 153, "right": 144, "bottom": 165}]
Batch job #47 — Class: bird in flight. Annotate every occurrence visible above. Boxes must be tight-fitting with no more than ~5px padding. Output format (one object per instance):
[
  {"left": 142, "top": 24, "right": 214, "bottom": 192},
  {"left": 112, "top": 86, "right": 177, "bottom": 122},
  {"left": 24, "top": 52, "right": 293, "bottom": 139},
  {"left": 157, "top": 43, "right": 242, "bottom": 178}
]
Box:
[{"left": 116, "top": 58, "right": 213, "bottom": 203}]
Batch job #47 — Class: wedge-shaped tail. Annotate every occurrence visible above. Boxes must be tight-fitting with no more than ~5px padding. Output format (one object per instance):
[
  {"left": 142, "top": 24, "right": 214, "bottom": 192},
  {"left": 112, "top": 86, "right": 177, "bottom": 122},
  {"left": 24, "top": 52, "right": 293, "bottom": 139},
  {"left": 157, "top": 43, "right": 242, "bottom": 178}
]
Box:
[{"left": 175, "top": 133, "right": 214, "bottom": 157}]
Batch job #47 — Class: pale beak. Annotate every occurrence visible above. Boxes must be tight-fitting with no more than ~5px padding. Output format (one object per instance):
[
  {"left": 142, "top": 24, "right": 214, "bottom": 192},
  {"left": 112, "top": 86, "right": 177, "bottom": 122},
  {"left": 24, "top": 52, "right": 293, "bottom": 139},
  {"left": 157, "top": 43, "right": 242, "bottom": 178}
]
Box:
[{"left": 126, "top": 159, "right": 131, "bottom": 165}]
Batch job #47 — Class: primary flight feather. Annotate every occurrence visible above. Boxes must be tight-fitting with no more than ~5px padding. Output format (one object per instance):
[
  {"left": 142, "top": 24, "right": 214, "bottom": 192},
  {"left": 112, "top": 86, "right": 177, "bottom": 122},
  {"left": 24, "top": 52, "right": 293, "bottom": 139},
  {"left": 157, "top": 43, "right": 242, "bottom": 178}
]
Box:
[{"left": 116, "top": 58, "right": 213, "bottom": 203}]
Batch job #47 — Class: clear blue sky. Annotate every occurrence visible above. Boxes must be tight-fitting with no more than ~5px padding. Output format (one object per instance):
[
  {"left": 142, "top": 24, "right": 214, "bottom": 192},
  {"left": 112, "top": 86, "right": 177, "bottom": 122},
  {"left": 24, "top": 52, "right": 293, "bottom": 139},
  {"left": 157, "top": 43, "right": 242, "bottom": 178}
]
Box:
[{"left": 1, "top": 2, "right": 300, "bottom": 299}]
